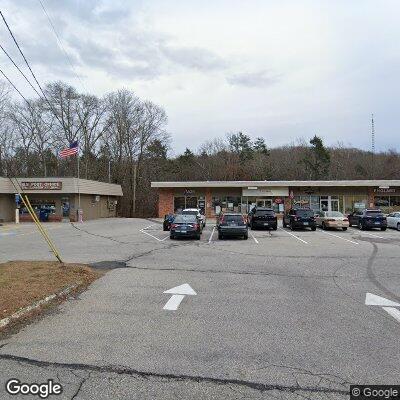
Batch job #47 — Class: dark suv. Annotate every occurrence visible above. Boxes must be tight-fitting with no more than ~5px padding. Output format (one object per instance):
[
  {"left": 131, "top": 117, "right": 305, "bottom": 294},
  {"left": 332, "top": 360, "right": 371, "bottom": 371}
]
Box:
[
  {"left": 247, "top": 207, "right": 277, "bottom": 230},
  {"left": 283, "top": 208, "right": 316, "bottom": 231},
  {"left": 217, "top": 213, "right": 248, "bottom": 240},
  {"left": 348, "top": 209, "right": 387, "bottom": 231}
]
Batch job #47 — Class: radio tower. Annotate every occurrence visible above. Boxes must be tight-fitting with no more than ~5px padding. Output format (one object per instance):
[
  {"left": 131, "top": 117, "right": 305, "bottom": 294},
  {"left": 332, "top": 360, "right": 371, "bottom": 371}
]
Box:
[{"left": 371, "top": 113, "right": 375, "bottom": 178}]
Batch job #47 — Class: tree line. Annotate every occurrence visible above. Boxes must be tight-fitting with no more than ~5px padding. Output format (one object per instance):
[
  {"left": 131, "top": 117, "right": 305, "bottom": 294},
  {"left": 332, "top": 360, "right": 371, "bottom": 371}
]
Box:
[{"left": 0, "top": 80, "right": 399, "bottom": 217}]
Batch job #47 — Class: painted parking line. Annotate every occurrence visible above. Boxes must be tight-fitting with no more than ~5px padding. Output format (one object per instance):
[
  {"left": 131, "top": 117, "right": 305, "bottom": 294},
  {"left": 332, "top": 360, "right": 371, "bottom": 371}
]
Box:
[
  {"left": 350, "top": 227, "right": 385, "bottom": 239},
  {"left": 278, "top": 227, "right": 308, "bottom": 244},
  {"left": 317, "top": 229, "right": 359, "bottom": 245},
  {"left": 249, "top": 232, "right": 259, "bottom": 244},
  {"left": 208, "top": 226, "right": 216, "bottom": 243},
  {"left": 139, "top": 225, "right": 169, "bottom": 242}
]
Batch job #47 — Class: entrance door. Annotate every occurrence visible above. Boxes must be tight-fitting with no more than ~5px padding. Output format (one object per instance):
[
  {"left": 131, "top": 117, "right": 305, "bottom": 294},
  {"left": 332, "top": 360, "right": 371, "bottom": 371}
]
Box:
[
  {"left": 256, "top": 199, "right": 273, "bottom": 208},
  {"left": 320, "top": 196, "right": 339, "bottom": 212}
]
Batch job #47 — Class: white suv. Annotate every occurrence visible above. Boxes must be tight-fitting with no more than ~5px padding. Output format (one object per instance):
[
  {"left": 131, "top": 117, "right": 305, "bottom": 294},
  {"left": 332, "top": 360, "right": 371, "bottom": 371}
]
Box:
[{"left": 182, "top": 208, "right": 206, "bottom": 228}]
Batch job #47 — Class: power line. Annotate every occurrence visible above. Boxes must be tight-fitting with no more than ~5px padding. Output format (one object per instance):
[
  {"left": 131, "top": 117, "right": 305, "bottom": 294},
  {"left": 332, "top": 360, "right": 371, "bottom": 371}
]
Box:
[
  {"left": 0, "top": 67, "right": 30, "bottom": 105},
  {"left": 0, "top": 10, "right": 65, "bottom": 127},
  {"left": 0, "top": 44, "right": 43, "bottom": 99},
  {"left": 37, "top": 0, "right": 87, "bottom": 92}
]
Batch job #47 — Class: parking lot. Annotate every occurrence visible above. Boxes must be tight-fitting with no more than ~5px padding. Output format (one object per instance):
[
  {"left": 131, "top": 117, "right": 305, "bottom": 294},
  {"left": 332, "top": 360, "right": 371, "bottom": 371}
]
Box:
[{"left": 1, "top": 218, "right": 400, "bottom": 399}]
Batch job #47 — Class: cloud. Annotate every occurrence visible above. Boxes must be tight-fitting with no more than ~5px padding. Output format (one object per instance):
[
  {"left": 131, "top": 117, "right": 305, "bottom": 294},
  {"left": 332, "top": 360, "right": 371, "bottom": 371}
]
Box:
[
  {"left": 160, "top": 45, "right": 226, "bottom": 72},
  {"left": 226, "top": 70, "right": 280, "bottom": 88}
]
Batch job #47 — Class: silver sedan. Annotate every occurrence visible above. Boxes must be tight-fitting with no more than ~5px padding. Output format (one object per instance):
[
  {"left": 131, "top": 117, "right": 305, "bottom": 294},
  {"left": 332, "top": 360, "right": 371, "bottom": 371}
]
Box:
[{"left": 387, "top": 212, "right": 400, "bottom": 231}]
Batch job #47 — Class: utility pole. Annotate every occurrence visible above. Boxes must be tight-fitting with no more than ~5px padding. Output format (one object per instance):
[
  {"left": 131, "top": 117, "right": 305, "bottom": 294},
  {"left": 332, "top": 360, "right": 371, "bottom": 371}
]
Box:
[
  {"left": 132, "top": 163, "right": 137, "bottom": 217},
  {"left": 371, "top": 113, "right": 375, "bottom": 179}
]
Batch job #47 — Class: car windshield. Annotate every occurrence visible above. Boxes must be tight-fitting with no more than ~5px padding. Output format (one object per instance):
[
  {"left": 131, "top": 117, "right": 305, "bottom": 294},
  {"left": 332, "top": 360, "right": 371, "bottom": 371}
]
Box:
[
  {"left": 174, "top": 215, "right": 197, "bottom": 223},
  {"left": 325, "top": 212, "right": 344, "bottom": 217},
  {"left": 224, "top": 215, "right": 244, "bottom": 223},
  {"left": 295, "top": 209, "right": 314, "bottom": 217},
  {"left": 182, "top": 210, "right": 198, "bottom": 215},
  {"left": 365, "top": 210, "right": 383, "bottom": 217},
  {"left": 255, "top": 210, "right": 274, "bottom": 216}
]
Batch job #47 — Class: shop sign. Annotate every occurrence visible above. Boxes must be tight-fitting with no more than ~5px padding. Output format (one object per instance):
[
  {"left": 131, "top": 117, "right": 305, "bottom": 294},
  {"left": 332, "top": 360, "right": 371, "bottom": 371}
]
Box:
[
  {"left": 289, "top": 190, "right": 294, "bottom": 199},
  {"left": 184, "top": 189, "right": 195, "bottom": 195},
  {"left": 373, "top": 188, "right": 396, "bottom": 194},
  {"left": 20, "top": 181, "right": 62, "bottom": 190},
  {"left": 242, "top": 187, "right": 289, "bottom": 197},
  {"left": 274, "top": 198, "right": 283, "bottom": 204}
]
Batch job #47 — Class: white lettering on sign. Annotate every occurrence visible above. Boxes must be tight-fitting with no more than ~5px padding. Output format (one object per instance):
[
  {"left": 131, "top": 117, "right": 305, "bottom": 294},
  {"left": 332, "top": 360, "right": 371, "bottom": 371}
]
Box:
[{"left": 20, "top": 182, "right": 62, "bottom": 190}]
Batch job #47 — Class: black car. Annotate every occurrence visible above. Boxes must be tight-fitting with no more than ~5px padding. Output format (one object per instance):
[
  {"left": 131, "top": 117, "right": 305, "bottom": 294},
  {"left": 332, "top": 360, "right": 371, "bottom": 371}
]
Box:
[
  {"left": 163, "top": 214, "right": 175, "bottom": 231},
  {"left": 247, "top": 207, "right": 277, "bottom": 230},
  {"left": 348, "top": 209, "right": 387, "bottom": 231},
  {"left": 283, "top": 208, "right": 316, "bottom": 231},
  {"left": 217, "top": 213, "right": 248, "bottom": 240},
  {"left": 170, "top": 214, "right": 202, "bottom": 239}
]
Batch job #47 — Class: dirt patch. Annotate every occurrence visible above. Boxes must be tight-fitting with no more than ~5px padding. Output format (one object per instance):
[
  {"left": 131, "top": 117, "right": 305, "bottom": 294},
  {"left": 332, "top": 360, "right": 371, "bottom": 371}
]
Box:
[{"left": 0, "top": 261, "right": 101, "bottom": 322}]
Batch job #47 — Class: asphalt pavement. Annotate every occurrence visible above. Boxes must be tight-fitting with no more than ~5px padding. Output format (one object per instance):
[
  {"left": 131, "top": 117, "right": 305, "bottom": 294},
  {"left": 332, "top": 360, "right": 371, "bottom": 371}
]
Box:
[{"left": 1, "top": 218, "right": 400, "bottom": 399}]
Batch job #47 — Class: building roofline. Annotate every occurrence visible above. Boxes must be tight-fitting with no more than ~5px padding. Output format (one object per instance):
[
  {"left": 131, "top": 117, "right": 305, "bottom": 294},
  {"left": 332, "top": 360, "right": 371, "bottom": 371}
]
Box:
[
  {"left": 151, "top": 180, "right": 400, "bottom": 188},
  {"left": 0, "top": 177, "right": 123, "bottom": 196}
]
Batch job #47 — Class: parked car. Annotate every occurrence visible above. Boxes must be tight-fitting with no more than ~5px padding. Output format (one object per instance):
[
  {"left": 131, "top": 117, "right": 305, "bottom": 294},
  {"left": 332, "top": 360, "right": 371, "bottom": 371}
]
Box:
[
  {"left": 217, "top": 213, "right": 248, "bottom": 240},
  {"left": 163, "top": 213, "right": 175, "bottom": 231},
  {"left": 247, "top": 207, "right": 277, "bottom": 230},
  {"left": 348, "top": 209, "right": 387, "bottom": 231},
  {"left": 315, "top": 211, "right": 349, "bottom": 231},
  {"left": 170, "top": 214, "right": 202, "bottom": 240},
  {"left": 387, "top": 212, "right": 400, "bottom": 231},
  {"left": 283, "top": 208, "right": 316, "bottom": 231},
  {"left": 182, "top": 208, "right": 206, "bottom": 227}
]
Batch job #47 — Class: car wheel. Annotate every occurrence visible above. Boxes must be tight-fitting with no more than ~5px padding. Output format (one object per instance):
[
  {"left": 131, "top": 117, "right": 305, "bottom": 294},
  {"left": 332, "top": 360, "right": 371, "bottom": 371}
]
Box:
[
  {"left": 251, "top": 223, "right": 255, "bottom": 230},
  {"left": 397, "top": 223, "right": 400, "bottom": 232},
  {"left": 322, "top": 222, "right": 326, "bottom": 230},
  {"left": 381, "top": 227, "right": 387, "bottom": 231},
  {"left": 243, "top": 234, "right": 248, "bottom": 240},
  {"left": 196, "top": 234, "right": 201, "bottom": 240},
  {"left": 342, "top": 227, "right": 347, "bottom": 231},
  {"left": 282, "top": 220, "right": 287, "bottom": 228},
  {"left": 170, "top": 234, "right": 174, "bottom": 240},
  {"left": 273, "top": 225, "right": 277, "bottom": 231},
  {"left": 358, "top": 221, "right": 364, "bottom": 230},
  {"left": 218, "top": 233, "right": 223, "bottom": 240},
  {"left": 311, "top": 227, "right": 316, "bottom": 231},
  {"left": 290, "top": 222, "right": 294, "bottom": 231}
]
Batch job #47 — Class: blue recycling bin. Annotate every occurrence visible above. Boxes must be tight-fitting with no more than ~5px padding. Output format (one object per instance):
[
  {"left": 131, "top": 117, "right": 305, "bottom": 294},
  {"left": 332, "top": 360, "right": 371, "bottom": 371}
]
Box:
[{"left": 39, "top": 209, "right": 49, "bottom": 222}]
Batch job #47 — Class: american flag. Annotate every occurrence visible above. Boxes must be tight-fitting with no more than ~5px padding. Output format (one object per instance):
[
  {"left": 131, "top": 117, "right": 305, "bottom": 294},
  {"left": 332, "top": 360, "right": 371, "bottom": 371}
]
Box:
[{"left": 59, "top": 141, "right": 78, "bottom": 158}]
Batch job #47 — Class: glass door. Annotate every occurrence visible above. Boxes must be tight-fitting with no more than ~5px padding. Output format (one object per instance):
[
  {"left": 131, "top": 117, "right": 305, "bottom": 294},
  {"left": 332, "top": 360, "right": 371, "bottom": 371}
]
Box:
[{"left": 256, "top": 199, "right": 273, "bottom": 208}]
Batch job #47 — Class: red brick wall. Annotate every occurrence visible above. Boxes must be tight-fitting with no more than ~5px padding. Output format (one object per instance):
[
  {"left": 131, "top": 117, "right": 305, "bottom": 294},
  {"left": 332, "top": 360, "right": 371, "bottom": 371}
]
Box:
[
  {"left": 205, "top": 188, "right": 213, "bottom": 218},
  {"left": 158, "top": 188, "right": 174, "bottom": 217},
  {"left": 367, "top": 187, "right": 375, "bottom": 208}
]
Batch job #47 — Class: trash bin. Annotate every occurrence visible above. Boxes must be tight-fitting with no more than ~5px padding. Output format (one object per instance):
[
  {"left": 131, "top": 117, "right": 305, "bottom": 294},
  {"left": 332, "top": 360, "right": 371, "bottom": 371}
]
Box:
[{"left": 39, "top": 209, "right": 49, "bottom": 222}]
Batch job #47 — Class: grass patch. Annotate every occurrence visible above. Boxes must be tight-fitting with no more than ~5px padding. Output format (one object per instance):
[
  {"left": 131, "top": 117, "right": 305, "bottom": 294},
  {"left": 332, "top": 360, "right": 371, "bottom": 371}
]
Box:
[{"left": 0, "top": 261, "right": 101, "bottom": 321}]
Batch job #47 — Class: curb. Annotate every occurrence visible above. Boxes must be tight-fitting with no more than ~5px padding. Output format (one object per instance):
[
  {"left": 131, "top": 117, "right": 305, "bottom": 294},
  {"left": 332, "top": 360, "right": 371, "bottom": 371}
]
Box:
[{"left": 0, "top": 284, "right": 78, "bottom": 329}]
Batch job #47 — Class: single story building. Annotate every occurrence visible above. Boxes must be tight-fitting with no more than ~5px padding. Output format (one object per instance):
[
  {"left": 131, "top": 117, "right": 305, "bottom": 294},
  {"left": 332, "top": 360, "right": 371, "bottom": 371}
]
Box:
[
  {"left": 151, "top": 180, "right": 400, "bottom": 218},
  {"left": 0, "top": 177, "right": 123, "bottom": 222}
]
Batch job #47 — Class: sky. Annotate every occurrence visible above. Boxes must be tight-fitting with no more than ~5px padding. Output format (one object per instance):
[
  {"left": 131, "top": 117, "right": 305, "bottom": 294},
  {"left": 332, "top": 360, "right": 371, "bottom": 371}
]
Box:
[{"left": 1, "top": 0, "right": 399, "bottom": 155}]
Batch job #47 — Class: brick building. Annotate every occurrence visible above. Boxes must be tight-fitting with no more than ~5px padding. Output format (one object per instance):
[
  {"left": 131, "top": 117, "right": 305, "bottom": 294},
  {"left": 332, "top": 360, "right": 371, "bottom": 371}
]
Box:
[{"left": 151, "top": 180, "right": 400, "bottom": 218}]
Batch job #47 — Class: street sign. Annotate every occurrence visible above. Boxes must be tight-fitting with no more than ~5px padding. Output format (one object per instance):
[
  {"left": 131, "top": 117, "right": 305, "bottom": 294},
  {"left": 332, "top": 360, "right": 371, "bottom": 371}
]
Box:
[{"left": 163, "top": 284, "right": 197, "bottom": 311}]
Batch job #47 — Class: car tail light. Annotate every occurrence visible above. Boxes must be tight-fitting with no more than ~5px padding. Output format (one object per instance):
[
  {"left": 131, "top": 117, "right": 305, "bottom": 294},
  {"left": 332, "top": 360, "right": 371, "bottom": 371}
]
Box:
[
  {"left": 343, "top": 218, "right": 348, "bottom": 221},
  {"left": 193, "top": 223, "right": 199, "bottom": 229},
  {"left": 171, "top": 224, "right": 178, "bottom": 229},
  {"left": 294, "top": 216, "right": 298, "bottom": 221},
  {"left": 219, "top": 216, "right": 224, "bottom": 223}
]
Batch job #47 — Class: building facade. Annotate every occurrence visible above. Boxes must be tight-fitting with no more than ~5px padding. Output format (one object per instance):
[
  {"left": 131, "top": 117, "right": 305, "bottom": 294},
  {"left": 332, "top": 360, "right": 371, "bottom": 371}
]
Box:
[
  {"left": 151, "top": 180, "right": 400, "bottom": 218},
  {"left": 0, "top": 177, "right": 123, "bottom": 222}
]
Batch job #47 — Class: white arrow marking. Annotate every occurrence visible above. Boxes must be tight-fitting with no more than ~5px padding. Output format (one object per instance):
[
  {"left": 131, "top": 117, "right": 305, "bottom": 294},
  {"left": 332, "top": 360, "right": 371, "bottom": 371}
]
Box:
[
  {"left": 382, "top": 307, "right": 400, "bottom": 323},
  {"left": 163, "top": 284, "right": 196, "bottom": 311},
  {"left": 365, "top": 293, "right": 400, "bottom": 307}
]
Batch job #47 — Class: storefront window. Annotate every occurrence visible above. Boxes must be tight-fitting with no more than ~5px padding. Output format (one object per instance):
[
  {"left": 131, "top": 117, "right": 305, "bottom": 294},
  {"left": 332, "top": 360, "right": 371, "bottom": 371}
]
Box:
[{"left": 174, "top": 197, "right": 185, "bottom": 213}]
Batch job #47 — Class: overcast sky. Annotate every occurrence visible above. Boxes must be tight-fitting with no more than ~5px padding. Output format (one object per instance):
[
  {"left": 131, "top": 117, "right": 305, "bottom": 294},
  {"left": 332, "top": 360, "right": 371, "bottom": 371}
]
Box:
[{"left": 1, "top": 0, "right": 399, "bottom": 154}]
